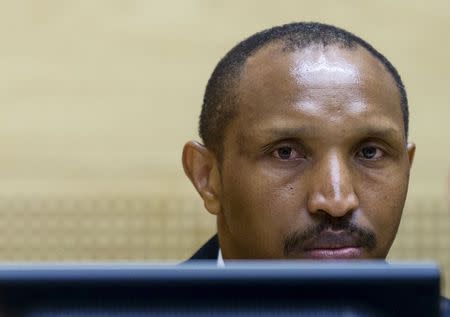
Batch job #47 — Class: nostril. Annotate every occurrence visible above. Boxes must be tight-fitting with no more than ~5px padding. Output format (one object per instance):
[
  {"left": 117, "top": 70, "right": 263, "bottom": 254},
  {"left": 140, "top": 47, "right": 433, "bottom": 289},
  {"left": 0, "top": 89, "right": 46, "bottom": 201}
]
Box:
[{"left": 308, "top": 191, "right": 359, "bottom": 218}]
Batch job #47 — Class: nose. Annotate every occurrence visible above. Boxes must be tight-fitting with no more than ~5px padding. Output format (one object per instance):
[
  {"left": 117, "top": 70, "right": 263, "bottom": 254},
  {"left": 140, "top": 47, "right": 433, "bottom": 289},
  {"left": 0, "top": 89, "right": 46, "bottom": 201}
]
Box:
[{"left": 307, "top": 152, "right": 359, "bottom": 217}]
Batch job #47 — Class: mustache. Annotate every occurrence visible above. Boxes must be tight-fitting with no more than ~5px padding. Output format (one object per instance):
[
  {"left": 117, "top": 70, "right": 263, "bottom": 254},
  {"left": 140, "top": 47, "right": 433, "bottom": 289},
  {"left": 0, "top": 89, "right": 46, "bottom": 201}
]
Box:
[{"left": 283, "top": 217, "right": 377, "bottom": 256}]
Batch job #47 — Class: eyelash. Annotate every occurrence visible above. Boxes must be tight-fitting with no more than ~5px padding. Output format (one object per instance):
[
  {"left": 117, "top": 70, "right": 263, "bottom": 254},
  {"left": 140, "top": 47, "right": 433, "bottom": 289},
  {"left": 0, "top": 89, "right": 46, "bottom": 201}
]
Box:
[
  {"left": 355, "top": 145, "right": 386, "bottom": 161},
  {"left": 267, "top": 144, "right": 386, "bottom": 162},
  {"left": 270, "top": 144, "right": 307, "bottom": 161}
]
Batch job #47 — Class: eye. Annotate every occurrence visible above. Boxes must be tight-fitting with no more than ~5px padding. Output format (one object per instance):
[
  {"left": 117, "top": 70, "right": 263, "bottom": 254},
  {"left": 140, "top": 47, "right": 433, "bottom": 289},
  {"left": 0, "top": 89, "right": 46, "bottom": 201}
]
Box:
[
  {"left": 272, "top": 146, "right": 303, "bottom": 160},
  {"left": 357, "top": 146, "right": 383, "bottom": 160}
]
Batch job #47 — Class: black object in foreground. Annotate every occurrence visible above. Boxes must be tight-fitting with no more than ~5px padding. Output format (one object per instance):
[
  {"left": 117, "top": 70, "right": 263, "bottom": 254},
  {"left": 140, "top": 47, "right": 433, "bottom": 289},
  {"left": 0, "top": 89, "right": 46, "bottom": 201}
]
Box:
[{"left": 0, "top": 262, "right": 442, "bottom": 317}]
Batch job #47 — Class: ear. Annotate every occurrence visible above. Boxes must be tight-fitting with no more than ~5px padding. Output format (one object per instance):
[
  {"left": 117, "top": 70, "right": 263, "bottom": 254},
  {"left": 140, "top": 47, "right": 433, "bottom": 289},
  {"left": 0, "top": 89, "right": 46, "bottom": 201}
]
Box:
[
  {"left": 406, "top": 142, "right": 416, "bottom": 167},
  {"left": 182, "top": 141, "right": 222, "bottom": 215}
]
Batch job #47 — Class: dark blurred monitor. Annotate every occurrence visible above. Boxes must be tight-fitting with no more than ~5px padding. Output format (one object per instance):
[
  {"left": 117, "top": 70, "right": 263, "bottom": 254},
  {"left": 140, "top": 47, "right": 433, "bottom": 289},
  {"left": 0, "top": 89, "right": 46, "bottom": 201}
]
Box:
[{"left": 0, "top": 262, "right": 441, "bottom": 316}]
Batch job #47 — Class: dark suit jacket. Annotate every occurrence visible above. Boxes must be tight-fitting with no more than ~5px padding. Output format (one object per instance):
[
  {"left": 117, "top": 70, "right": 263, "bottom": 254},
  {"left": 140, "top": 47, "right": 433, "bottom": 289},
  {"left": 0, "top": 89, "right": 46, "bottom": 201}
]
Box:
[{"left": 188, "top": 234, "right": 219, "bottom": 261}]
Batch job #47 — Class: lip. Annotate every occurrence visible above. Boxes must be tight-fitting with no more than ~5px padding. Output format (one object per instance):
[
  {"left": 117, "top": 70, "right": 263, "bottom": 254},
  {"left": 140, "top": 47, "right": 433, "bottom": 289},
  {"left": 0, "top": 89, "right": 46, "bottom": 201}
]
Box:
[
  {"left": 301, "top": 231, "right": 364, "bottom": 259},
  {"left": 302, "top": 247, "right": 363, "bottom": 259}
]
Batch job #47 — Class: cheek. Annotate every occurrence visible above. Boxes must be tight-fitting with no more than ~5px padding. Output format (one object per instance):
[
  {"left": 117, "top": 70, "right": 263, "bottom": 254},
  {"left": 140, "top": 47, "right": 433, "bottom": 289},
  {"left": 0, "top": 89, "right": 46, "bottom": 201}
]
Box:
[
  {"left": 222, "top": 169, "right": 283, "bottom": 229},
  {"left": 234, "top": 164, "right": 303, "bottom": 214},
  {"left": 220, "top": 162, "right": 303, "bottom": 255},
  {"left": 358, "top": 168, "right": 409, "bottom": 248}
]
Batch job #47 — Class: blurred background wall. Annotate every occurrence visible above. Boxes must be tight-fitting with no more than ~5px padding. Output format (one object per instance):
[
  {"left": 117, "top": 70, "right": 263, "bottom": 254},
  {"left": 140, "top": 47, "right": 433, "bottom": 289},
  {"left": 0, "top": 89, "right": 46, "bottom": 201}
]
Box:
[{"left": 0, "top": 1, "right": 448, "bottom": 295}]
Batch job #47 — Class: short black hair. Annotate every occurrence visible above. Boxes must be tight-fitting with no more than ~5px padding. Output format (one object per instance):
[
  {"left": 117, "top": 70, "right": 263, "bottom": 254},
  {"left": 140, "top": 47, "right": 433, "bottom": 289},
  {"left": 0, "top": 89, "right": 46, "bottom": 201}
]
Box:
[{"left": 199, "top": 22, "right": 408, "bottom": 156}]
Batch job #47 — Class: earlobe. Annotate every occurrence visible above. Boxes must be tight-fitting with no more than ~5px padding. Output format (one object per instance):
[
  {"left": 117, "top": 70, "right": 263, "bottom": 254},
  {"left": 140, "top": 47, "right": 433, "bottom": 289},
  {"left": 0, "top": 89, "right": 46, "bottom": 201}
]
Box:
[
  {"left": 182, "top": 141, "right": 222, "bottom": 215},
  {"left": 406, "top": 142, "right": 416, "bottom": 167}
]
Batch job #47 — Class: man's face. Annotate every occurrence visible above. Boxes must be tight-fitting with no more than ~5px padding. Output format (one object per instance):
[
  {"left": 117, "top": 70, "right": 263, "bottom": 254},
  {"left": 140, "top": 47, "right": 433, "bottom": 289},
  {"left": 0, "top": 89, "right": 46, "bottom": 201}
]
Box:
[{"left": 216, "top": 43, "right": 415, "bottom": 259}]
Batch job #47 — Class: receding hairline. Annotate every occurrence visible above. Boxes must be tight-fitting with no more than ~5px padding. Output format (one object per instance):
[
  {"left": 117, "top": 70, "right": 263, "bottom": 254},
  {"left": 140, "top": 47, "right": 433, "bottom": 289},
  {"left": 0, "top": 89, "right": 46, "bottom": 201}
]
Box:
[{"left": 222, "top": 41, "right": 403, "bottom": 138}]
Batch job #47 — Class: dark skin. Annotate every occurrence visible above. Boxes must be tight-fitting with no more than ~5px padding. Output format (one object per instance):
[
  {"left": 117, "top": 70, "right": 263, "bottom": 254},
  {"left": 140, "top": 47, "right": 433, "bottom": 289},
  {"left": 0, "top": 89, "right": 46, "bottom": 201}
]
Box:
[{"left": 183, "top": 43, "right": 415, "bottom": 260}]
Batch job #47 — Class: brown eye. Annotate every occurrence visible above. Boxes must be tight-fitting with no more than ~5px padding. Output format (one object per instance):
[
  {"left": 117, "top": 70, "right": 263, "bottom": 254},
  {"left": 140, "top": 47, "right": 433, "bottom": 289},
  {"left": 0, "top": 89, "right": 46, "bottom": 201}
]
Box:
[
  {"left": 272, "top": 146, "right": 303, "bottom": 161},
  {"left": 358, "top": 146, "right": 383, "bottom": 160},
  {"left": 276, "top": 147, "right": 293, "bottom": 160},
  {"left": 270, "top": 142, "right": 306, "bottom": 161}
]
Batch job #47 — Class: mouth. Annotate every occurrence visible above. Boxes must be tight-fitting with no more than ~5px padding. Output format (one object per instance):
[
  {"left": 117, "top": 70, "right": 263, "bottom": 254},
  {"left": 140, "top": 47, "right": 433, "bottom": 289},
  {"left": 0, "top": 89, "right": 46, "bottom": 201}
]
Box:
[
  {"left": 301, "top": 231, "right": 365, "bottom": 259},
  {"left": 302, "top": 247, "right": 363, "bottom": 259}
]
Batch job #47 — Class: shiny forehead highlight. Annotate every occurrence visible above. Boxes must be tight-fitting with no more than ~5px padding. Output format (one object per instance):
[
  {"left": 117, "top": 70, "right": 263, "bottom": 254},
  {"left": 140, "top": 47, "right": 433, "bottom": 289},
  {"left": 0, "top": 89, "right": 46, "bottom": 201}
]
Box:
[{"left": 199, "top": 22, "right": 408, "bottom": 157}]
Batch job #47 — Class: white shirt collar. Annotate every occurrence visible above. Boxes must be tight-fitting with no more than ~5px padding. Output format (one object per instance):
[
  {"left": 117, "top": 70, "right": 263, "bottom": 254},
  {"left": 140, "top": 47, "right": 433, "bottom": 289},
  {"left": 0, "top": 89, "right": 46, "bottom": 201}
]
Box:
[{"left": 217, "top": 248, "right": 225, "bottom": 267}]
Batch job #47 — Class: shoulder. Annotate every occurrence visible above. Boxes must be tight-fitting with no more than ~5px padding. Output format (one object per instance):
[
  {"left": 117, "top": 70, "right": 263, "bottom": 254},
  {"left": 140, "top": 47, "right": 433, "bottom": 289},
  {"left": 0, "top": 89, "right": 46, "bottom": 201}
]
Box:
[
  {"left": 185, "top": 234, "right": 219, "bottom": 262},
  {"left": 442, "top": 296, "right": 450, "bottom": 316},
  {"left": 441, "top": 297, "right": 450, "bottom": 317}
]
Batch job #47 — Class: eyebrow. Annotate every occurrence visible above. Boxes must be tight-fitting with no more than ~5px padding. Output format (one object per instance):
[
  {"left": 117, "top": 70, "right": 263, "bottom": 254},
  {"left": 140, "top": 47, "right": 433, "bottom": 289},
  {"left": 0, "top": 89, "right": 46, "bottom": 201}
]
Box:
[
  {"left": 264, "top": 127, "right": 320, "bottom": 139},
  {"left": 262, "top": 125, "right": 404, "bottom": 142}
]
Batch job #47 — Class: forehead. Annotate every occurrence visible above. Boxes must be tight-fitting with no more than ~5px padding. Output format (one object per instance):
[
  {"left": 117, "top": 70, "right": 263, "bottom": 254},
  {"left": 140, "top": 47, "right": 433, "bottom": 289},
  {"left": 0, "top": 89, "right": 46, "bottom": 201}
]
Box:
[{"left": 228, "top": 43, "right": 404, "bottom": 143}]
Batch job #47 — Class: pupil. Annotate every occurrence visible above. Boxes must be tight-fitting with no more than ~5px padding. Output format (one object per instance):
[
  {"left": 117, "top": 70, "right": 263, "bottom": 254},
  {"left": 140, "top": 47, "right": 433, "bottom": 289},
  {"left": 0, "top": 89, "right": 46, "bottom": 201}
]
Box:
[
  {"left": 362, "top": 147, "right": 376, "bottom": 158},
  {"left": 278, "top": 147, "right": 292, "bottom": 159}
]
